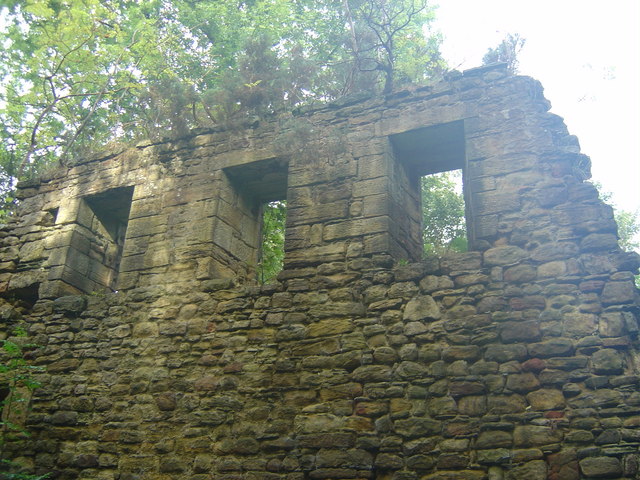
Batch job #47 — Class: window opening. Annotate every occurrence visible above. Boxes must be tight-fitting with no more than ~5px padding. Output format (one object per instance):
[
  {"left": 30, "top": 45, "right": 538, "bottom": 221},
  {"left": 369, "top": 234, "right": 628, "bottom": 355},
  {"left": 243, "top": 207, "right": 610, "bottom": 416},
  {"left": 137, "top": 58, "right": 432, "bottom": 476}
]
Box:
[
  {"left": 223, "top": 158, "right": 288, "bottom": 282},
  {"left": 83, "top": 186, "right": 133, "bottom": 290},
  {"left": 60, "top": 186, "right": 134, "bottom": 294},
  {"left": 390, "top": 120, "right": 467, "bottom": 259},
  {"left": 259, "top": 200, "right": 287, "bottom": 284},
  {"left": 421, "top": 170, "right": 467, "bottom": 256}
]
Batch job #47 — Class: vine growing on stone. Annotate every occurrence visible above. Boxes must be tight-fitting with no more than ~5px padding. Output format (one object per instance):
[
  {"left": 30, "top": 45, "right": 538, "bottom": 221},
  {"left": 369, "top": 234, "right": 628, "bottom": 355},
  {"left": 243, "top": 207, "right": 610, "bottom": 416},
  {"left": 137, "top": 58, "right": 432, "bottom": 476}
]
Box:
[{"left": 0, "top": 327, "right": 49, "bottom": 479}]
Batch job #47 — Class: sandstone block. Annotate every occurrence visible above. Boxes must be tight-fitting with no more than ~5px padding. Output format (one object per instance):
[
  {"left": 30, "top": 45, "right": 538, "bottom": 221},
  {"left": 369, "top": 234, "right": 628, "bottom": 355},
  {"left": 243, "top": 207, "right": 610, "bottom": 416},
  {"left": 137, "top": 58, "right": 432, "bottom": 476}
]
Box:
[
  {"left": 580, "top": 233, "right": 619, "bottom": 251},
  {"left": 531, "top": 242, "right": 579, "bottom": 262},
  {"left": 53, "top": 295, "right": 87, "bottom": 314},
  {"left": 476, "top": 448, "right": 511, "bottom": 465},
  {"left": 598, "top": 312, "right": 627, "bottom": 337},
  {"left": 568, "top": 389, "right": 622, "bottom": 408},
  {"left": 500, "top": 320, "right": 541, "bottom": 343},
  {"left": 476, "top": 430, "right": 513, "bottom": 450},
  {"left": 395, "top": 361, "right": 428, "bottom": 380},
  {"left": 484, "top": 344, "right": 528, "bottom": 363},
  {"left": 513, "top": 425, "right": 562, "bottom": 447},
  {"left": 449, "top": 380, "right": 485, "bottom": 397},
  {"left": 505, "top": 460, "right": 547, "bottom": 480},
  {"left": 579, "top": 456, "right": 622, "bottom": 478},
  {"left": 591, "top": 348, "right": 625, "bottom": 375},
  {"left": 352, "top": 365, "right": 392, "bottom": 383},
  {"left": 505, "top": 373, "right": 540, "bottom": 393},
  {"left": 501, "top": 263, "right": 538, "bottom": 284},
  {"left": 443, "top": 346, "right": 481, "bottom": 362},
  {"left": 528, "top": 338, "right": 574, "bottom": 358},
  {"left": 526, "top": 388, "right": 565, "bottom": 410},
  {"left": 307, "top": 318, "right": 353, "bottom": 337},
  {"left": 456, "top": 395, "right": 486, "bottom": 416},
  {"left": 440, "top": 252, "right": 482, "bottom": 272},
  {"left": 483, "top": 246, "right": 528, "bottom": 266},
  {"left": 538, "top": 260, "right": 567, "bottom": 278},
  {"left": 403, "top": 295, "right": 441, "bottom": 321},
  {"left": 394, "top": 418, "right": 441, "bottom": 438},
  {"left": 601, "top": 280, "right": 636, "bottom": 305},
  {"left": 563, "top": 312, "right": 597, "bottom": 337}
]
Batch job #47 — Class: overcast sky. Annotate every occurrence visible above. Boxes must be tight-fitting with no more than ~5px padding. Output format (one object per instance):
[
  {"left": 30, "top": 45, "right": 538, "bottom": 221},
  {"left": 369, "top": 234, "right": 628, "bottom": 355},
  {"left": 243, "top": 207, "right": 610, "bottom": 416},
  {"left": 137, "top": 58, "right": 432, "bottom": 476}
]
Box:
[{"left": 433, "top": 0, "right": 639, "bottom": 214}]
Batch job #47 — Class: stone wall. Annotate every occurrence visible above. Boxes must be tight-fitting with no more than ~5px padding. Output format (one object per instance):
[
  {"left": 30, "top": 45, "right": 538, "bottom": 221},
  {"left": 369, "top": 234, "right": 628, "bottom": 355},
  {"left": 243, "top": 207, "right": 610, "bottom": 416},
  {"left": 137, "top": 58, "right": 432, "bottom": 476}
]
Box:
[{"left": 1, "top": 64, "right": 639, "bottom": 479}]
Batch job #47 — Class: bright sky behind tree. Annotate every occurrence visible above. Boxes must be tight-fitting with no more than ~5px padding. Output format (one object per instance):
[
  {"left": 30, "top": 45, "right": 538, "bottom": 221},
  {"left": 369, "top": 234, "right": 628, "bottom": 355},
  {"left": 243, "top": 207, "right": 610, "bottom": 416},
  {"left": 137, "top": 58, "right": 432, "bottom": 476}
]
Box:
[{"left": 433, "top": 0, "right": 639, "bottom": 214}]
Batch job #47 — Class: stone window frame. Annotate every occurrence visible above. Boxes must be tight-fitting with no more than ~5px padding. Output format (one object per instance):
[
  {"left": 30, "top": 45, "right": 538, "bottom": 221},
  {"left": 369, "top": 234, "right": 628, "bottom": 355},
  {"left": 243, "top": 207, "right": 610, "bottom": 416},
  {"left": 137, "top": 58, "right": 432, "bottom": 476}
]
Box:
[
  {"left": 222, "top": 157, "right": 289, "bottom": 280},
  {"left": 389, "top": 120, "right": 471, "bottom": 259}
]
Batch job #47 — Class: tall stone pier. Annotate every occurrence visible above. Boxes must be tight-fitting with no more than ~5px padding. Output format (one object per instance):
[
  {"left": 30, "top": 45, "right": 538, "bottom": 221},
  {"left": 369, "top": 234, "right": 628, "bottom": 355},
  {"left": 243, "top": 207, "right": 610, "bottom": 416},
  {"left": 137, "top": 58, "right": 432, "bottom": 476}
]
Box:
[{"left": 1, "top": 64, "right": 639, "bottom": 479}]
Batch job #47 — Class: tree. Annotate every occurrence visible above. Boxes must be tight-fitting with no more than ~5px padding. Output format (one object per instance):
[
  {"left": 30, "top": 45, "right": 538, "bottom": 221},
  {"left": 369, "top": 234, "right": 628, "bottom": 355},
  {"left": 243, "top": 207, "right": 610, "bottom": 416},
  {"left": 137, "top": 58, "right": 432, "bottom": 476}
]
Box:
[
  {"left": 482, "top": 33, "right": 526, "bottom": 73},
  {"left": 0, "top": 325, "right": 48, "bottom": 479},
  {"left": 421, "top": 171, "right": 467, "bottom": 256},
  {"left": 343, "top": 0, "right": 444, "bottom": 93},
  {"left": 594, "top": 182, "right": 640, "bottom": 287},
  {"left": 259, "top": 201, "right": 287, "bottom": 284},
  {"left": 0, "top": 0, "right": 444, "bottom": 218},
  {"left": 615, "top": 209, "right": 640, "bottom": 252},
  {"left": 594, "top": 182, "right": 640, "bottom": 251}
]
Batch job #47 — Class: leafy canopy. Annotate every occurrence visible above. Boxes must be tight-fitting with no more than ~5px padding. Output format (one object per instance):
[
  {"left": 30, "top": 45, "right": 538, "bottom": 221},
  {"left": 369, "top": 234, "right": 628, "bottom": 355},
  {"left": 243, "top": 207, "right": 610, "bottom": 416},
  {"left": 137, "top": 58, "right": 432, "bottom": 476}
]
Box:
[
  {"left": 421, "top": 170, "right": 467, "bottom": 256},
  {"left": 0, "top": 0, "right": 444, "bottom": 216},
  {"left": 259, "top": 201, "right": 287, "bottom": 284},
  {"left": 0, "top": 326, "right": 49, "bottom": 479},
  {"left": 482, "top": 33, "right": 526, "bottom": 73}
]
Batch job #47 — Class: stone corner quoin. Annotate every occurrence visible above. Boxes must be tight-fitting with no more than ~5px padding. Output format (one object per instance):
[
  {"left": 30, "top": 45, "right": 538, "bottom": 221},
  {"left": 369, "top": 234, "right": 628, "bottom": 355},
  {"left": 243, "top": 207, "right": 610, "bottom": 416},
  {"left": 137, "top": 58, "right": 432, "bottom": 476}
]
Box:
[{"left": 1, "top": 64, "right": 639, "bottom": 480}]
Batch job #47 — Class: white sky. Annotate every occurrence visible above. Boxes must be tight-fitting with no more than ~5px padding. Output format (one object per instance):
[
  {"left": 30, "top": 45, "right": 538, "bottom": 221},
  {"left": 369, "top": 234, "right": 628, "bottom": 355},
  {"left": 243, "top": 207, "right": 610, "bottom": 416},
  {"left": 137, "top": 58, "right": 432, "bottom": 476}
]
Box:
[{"left": 433, "top": 0, "right": 640, "bottom": 214}]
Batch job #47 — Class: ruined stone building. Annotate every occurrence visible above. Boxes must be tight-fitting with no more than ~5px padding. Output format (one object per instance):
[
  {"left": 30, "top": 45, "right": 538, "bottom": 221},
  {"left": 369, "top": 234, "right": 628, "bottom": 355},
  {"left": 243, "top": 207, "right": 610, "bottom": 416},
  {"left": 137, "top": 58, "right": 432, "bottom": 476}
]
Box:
[{"left": 1, "top": 64, "right": 639, "bottom": 479}]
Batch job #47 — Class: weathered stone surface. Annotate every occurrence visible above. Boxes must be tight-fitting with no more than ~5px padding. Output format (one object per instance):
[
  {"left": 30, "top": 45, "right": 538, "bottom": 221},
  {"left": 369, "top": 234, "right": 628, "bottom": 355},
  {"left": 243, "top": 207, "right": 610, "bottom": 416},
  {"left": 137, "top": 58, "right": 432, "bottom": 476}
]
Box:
[
  {"left": 526, "top": 388, "right": 565, "bottom": 410},
  {"left": 513, "top": 426, "right": 562, "bottom": 447},
  {"left": 403, "top": 295, "right": 441, "bottom": 321},
  {"left": 528, "top": 338, "right": 574, "bottom": 358},
  {"left": 591, "top": 348, "right": 625, "bottom": 375},
  {"left": 449, "top": 380, "right": 485, "bottom": 397},
  {"left": 500, "top": 320, "right": 541, "bottom": 343},
  {"left": 580, "top": 233, "right": 619, "bottom": 252},
  {"left": 352, "top": 365, "right": 392, "bottom": 382},
  {"left": 563, "top": 312, "right": 597, "bottom": 337},
  {"left": 505, "top": 373, "right": 540, "bottom": 393},
  {"left": 52, "top": 295, "right": 87, "bottom": 314},
  {"left": 483, "top": 246, "right": 528, "bottom": 266},
  {"left": 601, "top": 281, "right": 636, "bottom": 305},
  {"left": 485, "top": 344, "right": 528, "bottom": 362},
  {"left": 531, "top": 242, "right": 579, "bottom": 262},
  {"left": 1, "top": 66, "right": 639, "bottom": 480},
  {"left": 476, "top": 430, "right": 512, "bottom": 449},
  {"left": 442, "top": 346, "right": 481, "bottom": 362},
  {"left": 579, "top": 456, "right": 622, "bottom": 478},
  {"left": 506, "top": 460, "right": 547, "bottom": 480},
  {"left": 394, "top": 418, "right": 441, "bottom": 438}
]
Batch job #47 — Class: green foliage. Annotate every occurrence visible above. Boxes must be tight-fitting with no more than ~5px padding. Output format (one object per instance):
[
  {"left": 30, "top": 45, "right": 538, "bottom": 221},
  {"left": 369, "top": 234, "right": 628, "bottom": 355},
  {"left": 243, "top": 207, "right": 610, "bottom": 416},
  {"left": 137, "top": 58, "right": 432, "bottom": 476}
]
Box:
[
  {"left": 259, "top": 201, "right": 287, "bottom": 284},
  {"left": 0, "top": 325, "right": 48, "bottom": 479},
  {"left": 593, "top": 182, "right": 640, "bottom": 288},
  {"left": 0, "top": 0, "right": 444, "bottom": 213},
  {"left": 482, "top": 33, "right": 526, "bottom": 73},
  {"left": 0, "top": 327, "right": 42, "bottom": 442},
  {"left": 610, "top": 207, "right": 640, "bottom": 288},
  {"left": 421, "top": 170, "right": 467, "bottom": 256},
  {"left": 343, "top": 0, "right": 444, "bottom": 93},
  {"left": 258, "top": 172, "right": 469, "bottom": 276},
  {"left": 615, "top": 209, "right": 640, "bottom": 252},
  {"left": 593, "top": 182, "right": 640, "bottom": 252},
  {"left": 0, "top": 461, "right": 51, "bottom": 480}
]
